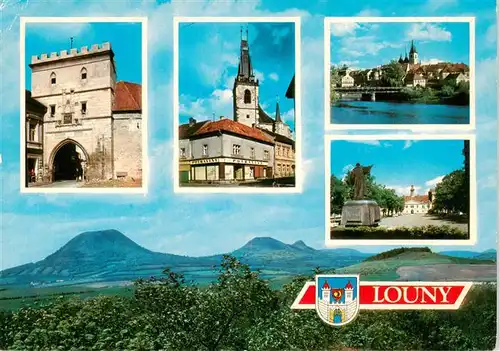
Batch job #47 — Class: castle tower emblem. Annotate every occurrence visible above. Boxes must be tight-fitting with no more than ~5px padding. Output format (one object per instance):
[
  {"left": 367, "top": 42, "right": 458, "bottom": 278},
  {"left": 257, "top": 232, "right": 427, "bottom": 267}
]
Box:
[{"left": 316, "top": 275, "right": 360, "bottom": 326}]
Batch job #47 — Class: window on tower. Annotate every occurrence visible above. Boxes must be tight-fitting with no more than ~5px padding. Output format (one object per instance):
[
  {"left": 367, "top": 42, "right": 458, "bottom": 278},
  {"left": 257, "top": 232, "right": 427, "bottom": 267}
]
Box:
[
  {"left": 50, "top": 72, "right": 56, "bottom": 85},
  {"left": 244, "top": 89, "right": 251, "bottom": 104},
  {"left": 81, "top": 67, "right": 87, "bottom": 80}
]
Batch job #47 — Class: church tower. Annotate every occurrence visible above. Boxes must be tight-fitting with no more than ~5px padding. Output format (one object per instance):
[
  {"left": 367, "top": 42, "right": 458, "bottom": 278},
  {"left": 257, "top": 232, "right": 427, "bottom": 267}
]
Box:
[
  {"left": 409, "top": 40, "right": 418, "bottom": 64},
  {"left": 233, "top": 28, "right": 259, "bottom": 127}
]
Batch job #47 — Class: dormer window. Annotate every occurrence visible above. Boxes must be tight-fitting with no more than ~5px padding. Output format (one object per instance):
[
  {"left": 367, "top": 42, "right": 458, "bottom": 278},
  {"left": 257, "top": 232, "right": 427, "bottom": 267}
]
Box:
[
  {"left": 50, "top": 72, "right": 56, "bottom": 85},
  {"left": 81, "top": 67, "right": 87, "bottom": 80}
]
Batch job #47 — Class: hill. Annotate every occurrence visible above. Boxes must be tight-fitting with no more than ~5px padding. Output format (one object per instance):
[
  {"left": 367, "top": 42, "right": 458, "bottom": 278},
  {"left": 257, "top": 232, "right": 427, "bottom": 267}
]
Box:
[
  {"left": 0, "top": 230, "right": 212, "bottom": 285},
  {"left": 337, "top": 248, "right": 496, "bottom": 281},
  {"left": 0, "top": 230, "right": 368, "bottom": 287}
]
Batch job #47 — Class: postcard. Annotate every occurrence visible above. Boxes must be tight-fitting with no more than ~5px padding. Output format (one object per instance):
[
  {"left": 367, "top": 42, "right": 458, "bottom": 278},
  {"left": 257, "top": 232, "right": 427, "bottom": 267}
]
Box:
[{"left": 0, "top": 1, "right": 497, "bottom": 350}]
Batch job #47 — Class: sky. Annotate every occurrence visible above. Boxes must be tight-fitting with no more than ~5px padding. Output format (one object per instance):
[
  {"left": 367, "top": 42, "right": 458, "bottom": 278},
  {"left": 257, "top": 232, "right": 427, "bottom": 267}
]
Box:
[
  {"left": 25, "top": 22, "right": 142, "bottom": 89},
  {"left": 178, "top": 22, "right": 295, "bottom": 131},
  {"left": 330, "top": 140, "right": 465, "bottom": 196},
  {"left": 0, "top": 0, "right": 497, "bottom": 270},
  {"left": 330, "top": 21, "right": 470, "bottom": 69}
]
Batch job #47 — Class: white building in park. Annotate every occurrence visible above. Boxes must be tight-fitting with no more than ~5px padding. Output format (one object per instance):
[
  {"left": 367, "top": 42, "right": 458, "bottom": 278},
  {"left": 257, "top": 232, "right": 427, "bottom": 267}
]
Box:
[
  {"left": 403, "top": 185, "right": 435, "bottom": 214},
  {"left": 26, "top": 42, "right": 142, "bottom": 186}
]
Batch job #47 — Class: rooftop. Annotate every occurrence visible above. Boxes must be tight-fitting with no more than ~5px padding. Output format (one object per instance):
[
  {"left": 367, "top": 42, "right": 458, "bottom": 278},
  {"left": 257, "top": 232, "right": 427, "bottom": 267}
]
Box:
[
  {"left": 192, "top": 118, "right": 274, "bottom": 144},
  {"left": 113, "top": 81, "right": 142, "bottom": 112}
]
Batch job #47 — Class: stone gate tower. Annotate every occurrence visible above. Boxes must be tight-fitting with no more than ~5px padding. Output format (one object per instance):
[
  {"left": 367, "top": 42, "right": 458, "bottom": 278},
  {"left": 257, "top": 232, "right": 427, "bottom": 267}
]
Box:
[
  {"left": 233, "top": 30, "right": 260, "bottom": 127},
  {"left": 29, "top": 42, "right": 142, "bottom": 183}
]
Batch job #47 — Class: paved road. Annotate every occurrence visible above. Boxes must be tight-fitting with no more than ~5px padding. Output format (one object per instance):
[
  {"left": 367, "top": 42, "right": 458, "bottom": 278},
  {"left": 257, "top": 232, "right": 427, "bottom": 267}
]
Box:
[
  {"left": 36, "top": 180, "right": 82, "bottom": 188},
  {"left": 380, "top": 213, "right": 468, "bottom": 232}
]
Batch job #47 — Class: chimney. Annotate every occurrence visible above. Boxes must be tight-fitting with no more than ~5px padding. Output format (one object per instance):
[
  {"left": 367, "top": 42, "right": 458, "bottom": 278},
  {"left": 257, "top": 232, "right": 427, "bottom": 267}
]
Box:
[{"left": 188, "top": 117, "right": 196, "bottom": 126}]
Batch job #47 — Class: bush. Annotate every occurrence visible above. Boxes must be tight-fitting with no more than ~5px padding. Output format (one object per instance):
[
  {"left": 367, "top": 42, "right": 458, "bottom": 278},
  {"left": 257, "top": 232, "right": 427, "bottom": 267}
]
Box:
[{"left": 332, "top": 225, "right": 468, "bottom": 240}]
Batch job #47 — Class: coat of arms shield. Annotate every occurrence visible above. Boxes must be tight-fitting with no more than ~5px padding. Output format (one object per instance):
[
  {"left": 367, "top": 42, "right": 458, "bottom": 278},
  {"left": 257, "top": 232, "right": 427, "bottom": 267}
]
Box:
[{"left": 315, "top": 274, "right": 360, "bottom": 326}]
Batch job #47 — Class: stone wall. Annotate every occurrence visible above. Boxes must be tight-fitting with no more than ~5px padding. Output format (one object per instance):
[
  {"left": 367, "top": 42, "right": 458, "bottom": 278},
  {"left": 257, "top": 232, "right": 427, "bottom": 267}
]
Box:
[{"left": 113, "top": 113, "right": 142, "bottom": 179}]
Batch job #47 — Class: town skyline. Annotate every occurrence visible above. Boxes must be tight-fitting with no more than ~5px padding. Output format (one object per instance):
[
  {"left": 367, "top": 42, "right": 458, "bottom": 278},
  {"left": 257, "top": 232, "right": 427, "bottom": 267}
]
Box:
[{"left": 330, "top": 21, "right": 470, "bottom": 70}]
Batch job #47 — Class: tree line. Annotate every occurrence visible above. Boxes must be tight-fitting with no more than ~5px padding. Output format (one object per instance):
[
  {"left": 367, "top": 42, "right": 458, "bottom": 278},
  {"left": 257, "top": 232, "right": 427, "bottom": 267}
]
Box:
[
  {"left": 331, "top": 61, "right": 470, "bottom": 105},
  {"left": 0, "top": 256, "right": 495, "bottom": 350},
  {"left": 430, "top": 141, "right": 469, "bottom": 216}
]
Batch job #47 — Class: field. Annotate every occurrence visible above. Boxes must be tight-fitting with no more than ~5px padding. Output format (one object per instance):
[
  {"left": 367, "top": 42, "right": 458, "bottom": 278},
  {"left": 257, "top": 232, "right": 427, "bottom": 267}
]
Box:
[{"left": 0, "top": 285, "right": 134, "bottom": 311}]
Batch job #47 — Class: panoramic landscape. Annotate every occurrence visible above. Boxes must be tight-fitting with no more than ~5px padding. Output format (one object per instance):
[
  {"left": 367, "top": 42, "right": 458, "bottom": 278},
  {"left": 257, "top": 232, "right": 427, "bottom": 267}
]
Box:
[
  {"left": 0, "top": 229, "right": 496, "bottom": 310},
  {"left": 329, "top": 21, "right": 471, "bottom": 125},
  {"left": 0, "top": 229, "right": 496, "bottom": 350}
]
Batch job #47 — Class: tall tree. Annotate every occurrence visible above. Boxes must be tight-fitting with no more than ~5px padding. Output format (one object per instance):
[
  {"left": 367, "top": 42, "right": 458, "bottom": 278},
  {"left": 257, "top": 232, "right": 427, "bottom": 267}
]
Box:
[{"left": 381, "top": 60, "right": 406, "bottom": 87}]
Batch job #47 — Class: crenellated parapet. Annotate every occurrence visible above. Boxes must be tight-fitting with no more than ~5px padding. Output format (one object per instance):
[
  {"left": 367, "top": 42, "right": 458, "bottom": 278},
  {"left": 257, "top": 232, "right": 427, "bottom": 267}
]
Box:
[{"left": 31, "top": 42, "right": 112, "bottom": 65}]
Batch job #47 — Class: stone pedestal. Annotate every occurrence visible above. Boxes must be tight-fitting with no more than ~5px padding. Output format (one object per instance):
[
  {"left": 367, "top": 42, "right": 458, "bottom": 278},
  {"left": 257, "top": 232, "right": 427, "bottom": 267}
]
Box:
[{"left": 340, "top": 200, "right": 381, "bottom": 227}]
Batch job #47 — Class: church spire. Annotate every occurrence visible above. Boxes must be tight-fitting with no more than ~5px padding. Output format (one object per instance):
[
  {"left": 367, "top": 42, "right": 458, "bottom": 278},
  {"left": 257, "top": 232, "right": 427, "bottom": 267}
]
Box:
[
  {"left": 236, "top": 26, "right": 255, "bottom": 82},
  {"left": 409, "top": 40, "right": 417, "bottom": 54},
  {"left": 275, "top": 95, "right": 281, "bottom": 122}
]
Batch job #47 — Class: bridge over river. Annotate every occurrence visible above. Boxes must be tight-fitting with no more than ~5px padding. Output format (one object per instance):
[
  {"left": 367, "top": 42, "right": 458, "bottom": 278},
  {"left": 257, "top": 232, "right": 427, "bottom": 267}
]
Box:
[{"left": 334, "top": 86, "right": 405, "bottom": 101}]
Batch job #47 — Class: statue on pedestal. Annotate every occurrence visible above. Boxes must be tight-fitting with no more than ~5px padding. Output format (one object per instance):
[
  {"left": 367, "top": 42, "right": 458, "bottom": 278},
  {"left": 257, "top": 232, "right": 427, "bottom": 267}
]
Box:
[
  {"left": 348, "top": 163, "right": 373, "bottom": 200},
  {"left": 340, "top": 162, "right": 381, "bottom": 227}
]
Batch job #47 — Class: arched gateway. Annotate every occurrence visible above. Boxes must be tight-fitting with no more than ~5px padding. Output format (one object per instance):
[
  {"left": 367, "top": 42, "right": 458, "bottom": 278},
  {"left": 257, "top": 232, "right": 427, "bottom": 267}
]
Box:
[{"left": 49, "top": 139, "right": 89, "bottom": 182}]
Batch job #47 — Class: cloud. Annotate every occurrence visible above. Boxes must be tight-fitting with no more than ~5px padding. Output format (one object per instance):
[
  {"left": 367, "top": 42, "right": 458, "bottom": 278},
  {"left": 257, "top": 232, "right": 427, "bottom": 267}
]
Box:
[
  {"left": 342, "top": 164, "right": 354, "bottom": 175},
  {"left": 254, "top": 69, "right": 265, "bottom": 83},
  {"left": 425, "top": 175, "right": 444, "bottom": 187},
  {"left": 478, "top": 174, "right": 497, "bottom": 190},
  {"left": 347, "top": 140, "right": 381, "bottom": 146},
  {"left": 338, "top": 35, "right": 402, "bottom": 58},
  {"left": 330, "top": 23, "right": 359, "bottom": 37},
  {"left": 356, "top": 8, "right": 382, "bottom": 16},
  {"left": 281, "top": 108, "right": 294, "bottom": 125},
  {"left": 27, "top": 22, "right": 91, "bottom": 41},
  {"left": 268, "top": 72, "right": 279, "bottom": 81},
  {"left": 403, "top": 140, "right": 416, "bottom": 149},
  {"left": 406, "top": 23, "right": 452, "bottom": 42},
  {"left": 425, "top": 0, "right": 457, "bottom": 11},
  {"left": 179, "top": 88, "right": 234, "bottom": 121},
  {"left": 485, "top": 24, "right": 496, "bottom": 46},
  {"left": 387, "top": 185, "right": 422, "bottom": 196},
  {"left": 420, "top": 58, "right": 445, "bottom": 65}
]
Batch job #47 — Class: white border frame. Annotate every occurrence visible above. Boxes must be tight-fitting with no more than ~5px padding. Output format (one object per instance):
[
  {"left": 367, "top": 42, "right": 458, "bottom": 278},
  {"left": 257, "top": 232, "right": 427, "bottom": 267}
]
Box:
[
  {"left": 20, "top": 17, "right": 149, "bottom": 194},
  {"left": 324, "top": 17, "right": 475, "bottom": 131},
  {"left": 173, "top": 16, "right": 302, "bottom": 194},
  {"left": 324, "top": 134, "right": 477, "bottom": 246}
]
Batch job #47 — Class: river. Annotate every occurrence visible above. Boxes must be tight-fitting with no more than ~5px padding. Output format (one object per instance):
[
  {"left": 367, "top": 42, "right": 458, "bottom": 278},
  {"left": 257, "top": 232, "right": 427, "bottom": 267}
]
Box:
[{"left": 331, "top": 100, "right": 470, "bottom": 125}]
